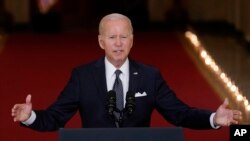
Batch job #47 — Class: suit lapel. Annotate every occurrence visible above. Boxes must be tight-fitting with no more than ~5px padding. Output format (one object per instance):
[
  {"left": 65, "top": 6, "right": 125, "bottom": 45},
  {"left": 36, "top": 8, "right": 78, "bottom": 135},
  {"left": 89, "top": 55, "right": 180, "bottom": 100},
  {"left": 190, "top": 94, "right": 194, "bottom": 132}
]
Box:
[
  {"left": 93, "top": 58, "right": 107, "bottom": 100},
  {"left": 129, "top": 60, "right": 140, "bottom": 93}
]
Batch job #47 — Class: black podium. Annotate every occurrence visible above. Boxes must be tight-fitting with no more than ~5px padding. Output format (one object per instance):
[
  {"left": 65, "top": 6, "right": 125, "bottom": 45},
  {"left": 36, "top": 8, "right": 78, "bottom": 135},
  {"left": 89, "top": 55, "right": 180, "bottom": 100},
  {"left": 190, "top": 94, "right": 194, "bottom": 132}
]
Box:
[{"left": 59, "top": 127, "right": 184, "bottom": 141}]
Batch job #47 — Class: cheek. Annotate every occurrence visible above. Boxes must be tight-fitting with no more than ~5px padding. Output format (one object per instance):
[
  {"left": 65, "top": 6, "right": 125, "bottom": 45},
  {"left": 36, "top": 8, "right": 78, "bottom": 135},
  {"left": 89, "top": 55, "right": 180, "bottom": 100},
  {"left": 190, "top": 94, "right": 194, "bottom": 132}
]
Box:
[
  {"left": 105, "top": 47, "right": 114, "bottom": 55},
  {"left": 126, "top": 44, "right": 132, "bottom": 52},
  {"left": 101, "top": 42, "right": 112, "bottom": 51}
]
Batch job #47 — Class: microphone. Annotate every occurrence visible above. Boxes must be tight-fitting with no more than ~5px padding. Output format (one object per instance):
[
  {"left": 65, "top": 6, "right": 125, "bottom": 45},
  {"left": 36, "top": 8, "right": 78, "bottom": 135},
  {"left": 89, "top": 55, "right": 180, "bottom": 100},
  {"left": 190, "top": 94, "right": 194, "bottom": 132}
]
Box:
[
  {"left": 125, "top": 91, "right": 135, "bottom": 116},
  {"left": 106, "top": 90, "right": 116, "bottom": 116}
]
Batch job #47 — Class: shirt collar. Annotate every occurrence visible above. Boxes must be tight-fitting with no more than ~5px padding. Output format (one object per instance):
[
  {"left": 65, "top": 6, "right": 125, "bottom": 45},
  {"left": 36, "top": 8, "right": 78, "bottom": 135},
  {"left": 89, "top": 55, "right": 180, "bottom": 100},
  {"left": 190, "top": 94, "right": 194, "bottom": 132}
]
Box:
[{"left": 105, "top": 57, "right": 129, "bottom": 78}]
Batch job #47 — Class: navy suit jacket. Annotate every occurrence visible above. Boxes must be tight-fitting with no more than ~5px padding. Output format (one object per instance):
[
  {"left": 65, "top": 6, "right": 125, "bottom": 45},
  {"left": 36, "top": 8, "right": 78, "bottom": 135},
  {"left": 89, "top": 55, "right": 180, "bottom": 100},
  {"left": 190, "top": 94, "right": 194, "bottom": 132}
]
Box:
[{"left": 27, "top": 57, "right": 213, "bottom": 131}]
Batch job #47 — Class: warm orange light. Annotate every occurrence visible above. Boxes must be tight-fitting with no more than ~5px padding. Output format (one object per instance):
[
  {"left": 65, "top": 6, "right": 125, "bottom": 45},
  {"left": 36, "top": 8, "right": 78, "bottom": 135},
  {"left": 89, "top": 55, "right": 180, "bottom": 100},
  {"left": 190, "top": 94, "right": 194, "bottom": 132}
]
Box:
[{"left": 185, "top": 30, "right": 249, "bottom": 111}]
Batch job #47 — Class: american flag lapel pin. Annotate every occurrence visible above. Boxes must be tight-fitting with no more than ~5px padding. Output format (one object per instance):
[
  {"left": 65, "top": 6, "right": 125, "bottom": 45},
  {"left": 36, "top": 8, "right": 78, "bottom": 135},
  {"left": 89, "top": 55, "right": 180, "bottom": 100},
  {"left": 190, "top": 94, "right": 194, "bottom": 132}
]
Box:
[{"left": 133, "top": 72, "right": 138, "bottom": 75}]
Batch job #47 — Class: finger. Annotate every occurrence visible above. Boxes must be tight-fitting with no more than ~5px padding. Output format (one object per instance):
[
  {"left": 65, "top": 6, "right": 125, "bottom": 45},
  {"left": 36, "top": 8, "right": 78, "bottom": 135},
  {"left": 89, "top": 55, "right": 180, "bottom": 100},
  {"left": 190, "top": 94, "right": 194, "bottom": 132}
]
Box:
[
  {"left": 232, "top": 113, "right": 240, "bottom": 119},
  {"left": 11, "top": 109, "right": 16, "bottom": 115},
  {"left": 233, "top": 110, "right": 242, "bottom": 115},
  {"left": 13, "top": 116, "right": 19, "bottom": 122},
  {"left": 233, "top": 113, "right": 242, "bottom": 120},
  {"left": 11, "top": 104, "right": 19, "bottom": 112},
  {"left": 12, "top": 112, "right": 17, "bottom": 121},
  {"left": 230, "top": 119, "right": 239, "bottom": 125},
  {"left": 11, "top": 104, "right": 22, "bottom": 116},
  {"left": 222, "top": 98, "right": 229, "bottom": 108},
  {"left": 26, "top": 94, "right": 32, "bottom": 104},
  {"left": 11, "top": 105, "right": 16, "bottom": 112},
  {"left": 11, "top": 107, "right": 18, "bottom": 116}
]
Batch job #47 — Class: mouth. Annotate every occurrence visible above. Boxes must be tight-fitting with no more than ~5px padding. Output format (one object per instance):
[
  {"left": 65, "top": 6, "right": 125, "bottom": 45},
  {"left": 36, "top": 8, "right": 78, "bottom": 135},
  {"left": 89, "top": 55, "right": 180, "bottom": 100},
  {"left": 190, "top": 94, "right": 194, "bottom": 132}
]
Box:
[{"left": 113, "top": 50, "right": 123, "bottom": 53}]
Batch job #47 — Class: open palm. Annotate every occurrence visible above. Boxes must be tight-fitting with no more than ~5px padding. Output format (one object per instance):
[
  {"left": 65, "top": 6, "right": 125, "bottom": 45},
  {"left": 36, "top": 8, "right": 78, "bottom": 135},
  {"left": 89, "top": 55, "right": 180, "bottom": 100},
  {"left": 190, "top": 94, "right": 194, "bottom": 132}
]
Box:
[
  {"left": 214, "top": 98, "right": 242, "bottom": 126},
  {"left": 12, "top": 94, "right": 32, "bottom": 122}
]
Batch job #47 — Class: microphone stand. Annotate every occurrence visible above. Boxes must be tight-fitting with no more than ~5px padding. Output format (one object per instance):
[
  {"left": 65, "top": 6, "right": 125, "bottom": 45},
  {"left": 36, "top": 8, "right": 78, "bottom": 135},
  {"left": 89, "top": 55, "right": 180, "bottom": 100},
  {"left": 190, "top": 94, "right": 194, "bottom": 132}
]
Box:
[
  {"left": 113, "top": 108, "right": 134, "bottom": 128},
  {"left": 113, "top": 109, "right": 123, "bottom": 128}
]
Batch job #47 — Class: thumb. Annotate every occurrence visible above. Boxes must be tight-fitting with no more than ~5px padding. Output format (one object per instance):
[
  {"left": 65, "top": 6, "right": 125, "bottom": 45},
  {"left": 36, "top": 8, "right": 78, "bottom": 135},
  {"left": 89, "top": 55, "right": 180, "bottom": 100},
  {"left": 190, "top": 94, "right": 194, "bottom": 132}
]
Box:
[
  {"left": 26, "top": 94, "right": 32, "bottom": 104},
  {"left": 221, "top": 98, "right": 229, "bottom": 108}
]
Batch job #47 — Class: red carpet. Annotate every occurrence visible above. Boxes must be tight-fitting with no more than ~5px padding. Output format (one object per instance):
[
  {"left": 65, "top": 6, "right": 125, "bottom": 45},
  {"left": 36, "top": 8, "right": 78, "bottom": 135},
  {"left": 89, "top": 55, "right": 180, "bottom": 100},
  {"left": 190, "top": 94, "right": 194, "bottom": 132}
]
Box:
[{"left": 0, "top": 32, "right": 228, "bottom": 141}]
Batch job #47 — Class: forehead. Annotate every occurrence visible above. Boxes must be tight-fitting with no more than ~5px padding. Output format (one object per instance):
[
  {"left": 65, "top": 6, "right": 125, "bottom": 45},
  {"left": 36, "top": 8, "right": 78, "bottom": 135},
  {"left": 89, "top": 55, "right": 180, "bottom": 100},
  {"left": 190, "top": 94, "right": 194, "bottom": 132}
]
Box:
[{"left": 101, "top": 19, "right": 132, "bottom": 34}]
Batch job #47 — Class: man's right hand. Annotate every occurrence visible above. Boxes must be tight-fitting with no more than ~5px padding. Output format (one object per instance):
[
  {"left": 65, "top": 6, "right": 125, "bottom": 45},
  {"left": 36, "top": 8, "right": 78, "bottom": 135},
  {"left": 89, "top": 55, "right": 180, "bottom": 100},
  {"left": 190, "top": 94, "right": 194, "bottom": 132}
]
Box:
[{"left": 11, "top": 94, "right": 33, "bottom": 122}]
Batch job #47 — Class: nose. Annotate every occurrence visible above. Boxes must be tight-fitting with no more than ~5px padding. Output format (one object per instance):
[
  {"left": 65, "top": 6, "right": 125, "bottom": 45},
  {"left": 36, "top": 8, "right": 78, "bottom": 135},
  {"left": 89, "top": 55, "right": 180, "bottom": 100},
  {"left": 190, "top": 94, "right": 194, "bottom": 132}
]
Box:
[{"left": 115, "top": 37, "right": 122, "bottom": 46}]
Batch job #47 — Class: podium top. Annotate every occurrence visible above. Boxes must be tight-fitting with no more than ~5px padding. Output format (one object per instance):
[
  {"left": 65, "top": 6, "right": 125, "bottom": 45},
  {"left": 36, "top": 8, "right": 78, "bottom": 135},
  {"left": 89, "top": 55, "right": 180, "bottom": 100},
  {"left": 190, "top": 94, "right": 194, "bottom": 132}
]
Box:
[{"left": 59, "top": 127, "right": 184, "bottom": 141}]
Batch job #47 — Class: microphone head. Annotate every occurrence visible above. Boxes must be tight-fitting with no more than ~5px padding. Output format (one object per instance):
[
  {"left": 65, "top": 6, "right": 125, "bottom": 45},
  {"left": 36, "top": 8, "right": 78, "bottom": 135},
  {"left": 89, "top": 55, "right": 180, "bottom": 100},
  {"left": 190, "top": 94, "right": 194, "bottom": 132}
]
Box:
[
  {"left": 107, "top": 90, "right": 116, "bottom": 115},
  {"left": 125, "top": 91, "right": 135, "bottom": 115},
  {"left": 126, "top": 91, "right": 135, "bottom": 100},
  {"left": 107, "top": 90, "right": 116, "bottom": 99}
]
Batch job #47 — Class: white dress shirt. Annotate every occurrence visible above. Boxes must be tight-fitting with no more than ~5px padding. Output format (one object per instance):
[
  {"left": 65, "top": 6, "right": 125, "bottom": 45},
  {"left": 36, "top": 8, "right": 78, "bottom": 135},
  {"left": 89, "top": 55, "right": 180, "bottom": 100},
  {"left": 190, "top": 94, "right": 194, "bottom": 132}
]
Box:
[{"left": 105, "top": 57, "right": 129, "bottom": 107}]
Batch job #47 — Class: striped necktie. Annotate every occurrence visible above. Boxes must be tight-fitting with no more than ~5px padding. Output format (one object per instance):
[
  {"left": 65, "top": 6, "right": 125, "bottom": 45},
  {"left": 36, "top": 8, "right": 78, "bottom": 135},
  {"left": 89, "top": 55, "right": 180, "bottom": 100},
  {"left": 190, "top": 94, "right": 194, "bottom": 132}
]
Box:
[{"left": 113, "top": 70, "right": 124, "bottom": 111}]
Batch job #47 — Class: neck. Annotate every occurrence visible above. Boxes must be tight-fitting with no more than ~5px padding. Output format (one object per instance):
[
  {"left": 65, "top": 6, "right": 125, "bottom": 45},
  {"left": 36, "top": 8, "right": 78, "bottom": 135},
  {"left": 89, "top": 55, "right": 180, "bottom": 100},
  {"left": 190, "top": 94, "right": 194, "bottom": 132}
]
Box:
[
  {"left": 107, "top": 58, "right": 127, "bottom": 69},
  {"left": 113, "top": 61, "right": 124, "bottom": 69}
]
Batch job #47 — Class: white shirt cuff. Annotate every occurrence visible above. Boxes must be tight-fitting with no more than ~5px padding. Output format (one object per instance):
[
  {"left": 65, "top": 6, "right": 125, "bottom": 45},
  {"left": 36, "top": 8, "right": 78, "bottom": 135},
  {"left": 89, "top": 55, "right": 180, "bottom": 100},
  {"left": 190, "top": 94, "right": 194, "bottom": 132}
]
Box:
[
  {"left": 210, "top": 112, "right": 220, "bottom": 129},
  {"left": 22, "top": 111, "right": 36, "bottom": 126}
]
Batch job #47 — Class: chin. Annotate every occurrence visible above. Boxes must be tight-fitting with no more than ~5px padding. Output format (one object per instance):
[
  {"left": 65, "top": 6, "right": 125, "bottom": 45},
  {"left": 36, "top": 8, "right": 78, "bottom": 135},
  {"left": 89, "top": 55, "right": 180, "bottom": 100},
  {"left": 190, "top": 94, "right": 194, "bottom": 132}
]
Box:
[{"left": 113, "top": 59, "right": 125, "bottom": 66}]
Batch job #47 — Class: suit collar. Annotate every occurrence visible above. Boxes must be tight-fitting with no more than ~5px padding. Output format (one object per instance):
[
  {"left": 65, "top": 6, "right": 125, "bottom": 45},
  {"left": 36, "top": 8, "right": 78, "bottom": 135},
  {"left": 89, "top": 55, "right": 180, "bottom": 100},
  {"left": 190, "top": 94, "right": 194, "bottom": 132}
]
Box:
[{"left": 93, "top": 57, "right": 141, "bottom": 98}]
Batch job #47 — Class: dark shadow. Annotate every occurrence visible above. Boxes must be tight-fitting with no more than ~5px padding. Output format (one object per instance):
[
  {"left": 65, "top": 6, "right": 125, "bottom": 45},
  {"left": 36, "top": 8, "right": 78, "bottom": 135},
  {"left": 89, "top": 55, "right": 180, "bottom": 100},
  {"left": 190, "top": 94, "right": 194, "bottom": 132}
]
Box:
[
  {"left": 0, "top": 0, "right": 13, "bottom": 33},
  {"left": 30, "top": 0, "right": 62, "bottom": 33},
  {"left": 165, "top": 0, "right": 189, "bottom": 31},
  {"left": 94, "top": 0, "right": 150, "bottom": 32}
]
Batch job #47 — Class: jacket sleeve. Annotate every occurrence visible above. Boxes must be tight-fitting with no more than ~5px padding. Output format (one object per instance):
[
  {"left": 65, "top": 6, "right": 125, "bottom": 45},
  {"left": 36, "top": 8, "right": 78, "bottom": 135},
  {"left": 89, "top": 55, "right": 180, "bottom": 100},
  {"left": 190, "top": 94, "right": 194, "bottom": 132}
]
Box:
[
  {"left": 25, "top": 69, "right": 80, "bottom": 131},
  {"left": 154, "top": 69, "right": 213, "bottom": 129}
]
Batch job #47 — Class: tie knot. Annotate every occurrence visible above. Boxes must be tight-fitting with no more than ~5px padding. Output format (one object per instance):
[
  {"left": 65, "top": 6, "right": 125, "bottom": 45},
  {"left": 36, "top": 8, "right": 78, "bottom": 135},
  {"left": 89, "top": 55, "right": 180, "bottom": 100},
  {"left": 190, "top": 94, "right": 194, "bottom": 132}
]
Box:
[{"left": 115, "top": 70, "right": 122, "bottom": 77}]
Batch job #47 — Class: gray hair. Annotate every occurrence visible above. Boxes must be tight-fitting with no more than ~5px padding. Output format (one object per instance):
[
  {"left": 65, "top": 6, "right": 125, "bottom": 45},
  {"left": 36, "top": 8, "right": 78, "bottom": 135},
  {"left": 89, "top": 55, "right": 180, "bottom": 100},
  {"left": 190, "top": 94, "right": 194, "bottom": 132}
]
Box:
[{"left": 98, "top": 13, "right": 133, "bottom": 35}]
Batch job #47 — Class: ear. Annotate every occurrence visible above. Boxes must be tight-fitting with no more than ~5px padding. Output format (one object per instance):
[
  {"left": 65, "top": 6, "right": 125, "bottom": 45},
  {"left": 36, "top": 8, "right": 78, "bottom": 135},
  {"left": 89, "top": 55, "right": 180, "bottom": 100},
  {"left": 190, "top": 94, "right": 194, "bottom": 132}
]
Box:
[
  {"left": 98, "top": 35, "right": 105, "bottom": 50},
  {"left": 129, "top": 34, "right": 134, "bottom": 49}
]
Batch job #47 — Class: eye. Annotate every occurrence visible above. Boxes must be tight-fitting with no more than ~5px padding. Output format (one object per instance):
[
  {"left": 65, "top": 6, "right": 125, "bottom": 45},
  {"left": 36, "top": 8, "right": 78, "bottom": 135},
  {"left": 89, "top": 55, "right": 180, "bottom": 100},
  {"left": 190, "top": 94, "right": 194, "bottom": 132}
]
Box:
[
  {"left": 121, "top": 36, "right": 128, "bottom": 39},
  {"left": 108, "top": 36, "right": 116, "bottom": 39}
]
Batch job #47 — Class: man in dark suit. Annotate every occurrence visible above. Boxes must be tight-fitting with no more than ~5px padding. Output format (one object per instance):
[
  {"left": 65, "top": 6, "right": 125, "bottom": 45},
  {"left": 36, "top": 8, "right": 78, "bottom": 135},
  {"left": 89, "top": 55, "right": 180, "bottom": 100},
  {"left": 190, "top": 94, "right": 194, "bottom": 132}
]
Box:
[{"left": 11, "top": 13, "right": 242, "bottom": 131}]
